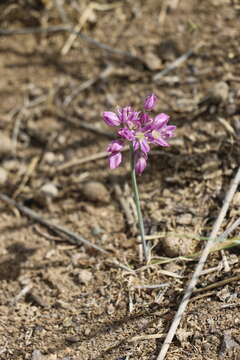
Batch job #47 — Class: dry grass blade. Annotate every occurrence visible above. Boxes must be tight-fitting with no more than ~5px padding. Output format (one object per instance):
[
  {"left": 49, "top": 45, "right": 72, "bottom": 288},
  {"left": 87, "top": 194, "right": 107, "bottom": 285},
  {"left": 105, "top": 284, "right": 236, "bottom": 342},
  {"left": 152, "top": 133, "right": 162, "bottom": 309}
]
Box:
[{"left": 157, "top": 166, "right": 240, "bottom": 360}]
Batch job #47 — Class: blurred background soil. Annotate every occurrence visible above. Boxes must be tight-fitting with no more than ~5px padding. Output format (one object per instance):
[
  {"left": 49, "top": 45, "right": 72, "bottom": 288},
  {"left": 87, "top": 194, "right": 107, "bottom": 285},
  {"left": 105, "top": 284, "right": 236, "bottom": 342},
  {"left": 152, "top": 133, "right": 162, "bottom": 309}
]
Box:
[{"left": 0, "top": 0, "right": 240, "bottom": 359}]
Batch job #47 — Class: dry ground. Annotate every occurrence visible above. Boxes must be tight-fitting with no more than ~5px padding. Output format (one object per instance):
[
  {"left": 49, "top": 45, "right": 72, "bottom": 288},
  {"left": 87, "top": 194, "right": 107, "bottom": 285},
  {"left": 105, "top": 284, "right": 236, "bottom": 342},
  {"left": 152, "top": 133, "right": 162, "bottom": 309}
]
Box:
[{"left": 0, "top": 0, "right": 240, "bottom": 359}]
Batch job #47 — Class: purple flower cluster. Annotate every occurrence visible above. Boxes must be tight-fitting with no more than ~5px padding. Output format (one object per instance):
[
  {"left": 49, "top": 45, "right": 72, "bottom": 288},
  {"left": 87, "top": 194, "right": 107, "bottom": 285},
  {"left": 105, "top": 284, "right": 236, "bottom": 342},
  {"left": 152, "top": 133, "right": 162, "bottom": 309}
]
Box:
[{"left": 103, "top": 94, "right": 176, "bottom": 175}]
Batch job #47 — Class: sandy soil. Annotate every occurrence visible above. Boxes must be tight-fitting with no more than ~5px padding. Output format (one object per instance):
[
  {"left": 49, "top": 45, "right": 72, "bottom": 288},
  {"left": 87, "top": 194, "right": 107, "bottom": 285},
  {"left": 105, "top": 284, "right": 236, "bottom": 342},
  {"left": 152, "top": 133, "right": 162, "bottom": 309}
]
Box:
[{"left": 0, "top": 1, "right": 240, "bottom": 359}]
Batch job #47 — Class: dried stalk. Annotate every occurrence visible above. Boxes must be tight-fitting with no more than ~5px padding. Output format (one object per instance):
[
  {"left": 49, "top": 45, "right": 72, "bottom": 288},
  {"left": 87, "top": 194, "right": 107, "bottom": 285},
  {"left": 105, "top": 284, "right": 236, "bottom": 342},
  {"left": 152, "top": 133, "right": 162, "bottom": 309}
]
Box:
[{"left": 157, "top": 166, "right": 240, "bottom": 360}]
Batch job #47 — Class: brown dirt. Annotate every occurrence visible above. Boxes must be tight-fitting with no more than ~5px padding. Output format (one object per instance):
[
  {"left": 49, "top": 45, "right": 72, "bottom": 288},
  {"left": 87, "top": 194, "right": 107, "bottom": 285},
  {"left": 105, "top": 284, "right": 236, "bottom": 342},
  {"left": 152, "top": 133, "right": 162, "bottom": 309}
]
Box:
[{"left": 0, "top": 1, "right": 240, "bottom": 359}]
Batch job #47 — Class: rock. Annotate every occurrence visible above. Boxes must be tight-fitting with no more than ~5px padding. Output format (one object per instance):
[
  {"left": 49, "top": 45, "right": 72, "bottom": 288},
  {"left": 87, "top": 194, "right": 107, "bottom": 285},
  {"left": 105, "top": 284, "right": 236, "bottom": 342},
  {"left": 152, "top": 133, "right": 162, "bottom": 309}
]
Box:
[
  {"left": 40, "top": 183, "right": 58, "bottom": 198},
  {"left": 31, "top": 350, "right": 44, "bottom": 360},
  {"left": 164, "top": 262, "right": 182, "bottom": 273},
  {"left": 161, "top": 229, "right": 197, "bottom": 257},
  {"left": 0, "top": 133, "right": 13, "bottom": 156},
  {"left": 78, "top": 270, "right": 92, "bottom": 285},
  {"left": 0, "top": 167, "right": 8, "bottom": 185},
  {"left": 35, "top": 183, "right": 58, "bottom": 209},
  {"left": 143, "top": 52, "right": 162, "bottom": 70},
  {"left": 232, "top": 192, "right": 240, "bottom": 207},
  {"left": 44, "top": 152, "right": 56, "bottom": 164},
  {"left": 199, "top": 81, "right": 229, "bottom": 106},
  {"left": 176, "top": 213, "right": 193, "bottom": 225},
  {"left": 65, "top": 335, "right": 81, "bottom": 343},
  {"left": 82, "top": 181, "right": 110, "bottom": 203}
]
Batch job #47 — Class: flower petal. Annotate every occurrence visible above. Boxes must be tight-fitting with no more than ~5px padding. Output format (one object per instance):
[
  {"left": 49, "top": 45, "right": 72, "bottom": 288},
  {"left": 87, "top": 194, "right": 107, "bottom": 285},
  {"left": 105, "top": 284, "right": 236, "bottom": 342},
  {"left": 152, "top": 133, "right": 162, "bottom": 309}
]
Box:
[
  {"left": 165, "top": 125, "right": 176, "bottom": 138},
  {"left": 155, "top": 138, "right": 170, "bottom": 147},
  {"left": 154, "top": 113, "right": 169, "bottom": 129},
  {"left": 139, "top": 138, "right": 150, "bottom": 154},
  {"left": 109, "top": 152, "right": 122, "bottom": 169},
  {"left": 103, "top": 111, "right": 121, "bottom": 126},
  {"left": 139, "top": 112, "right": 151, "bottom": 125},
  {"left": 133, "top": 140, "right": 139, "bottom": 151},
  {"left": 118, "top": 128, "right": 135, "bottom": 141},
  {"left": 107, "top": 140, "right": 124, "bottom": 153}
]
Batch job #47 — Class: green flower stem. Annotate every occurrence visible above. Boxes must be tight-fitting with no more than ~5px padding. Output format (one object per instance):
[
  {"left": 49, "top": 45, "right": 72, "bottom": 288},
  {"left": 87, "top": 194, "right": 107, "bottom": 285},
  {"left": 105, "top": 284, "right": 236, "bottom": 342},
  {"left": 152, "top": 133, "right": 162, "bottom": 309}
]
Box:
[{"left": 130, "top": 144, "right": 148, "bottom": 261}]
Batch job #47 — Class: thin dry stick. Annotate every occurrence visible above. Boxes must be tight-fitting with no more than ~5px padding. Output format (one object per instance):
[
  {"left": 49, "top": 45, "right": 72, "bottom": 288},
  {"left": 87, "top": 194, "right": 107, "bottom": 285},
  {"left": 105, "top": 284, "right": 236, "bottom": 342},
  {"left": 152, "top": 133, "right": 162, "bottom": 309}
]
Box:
[
  {"left": 157, "top": 166, "right": 240, "bottom": 360},
  {"left": 0, "top": 193, "right": 135, "bottom": 273},
  {"left": 55, "top": 145, "right": 128, "bottom": 172},
  {"left": 0, "top": 26, "right": 136, "bottom": 58},
  {"left": 54, "top": 0, "right": 69, "bottom": 23},
  {"left": 0, "top": 193, "right": 108, "bottom": 254},
  {"left": 61, "top": 2, "right": 120, "bottom": 55},
  {"left": 153, "top": 42, "right": 203, "bottom": 81},
  {"left": 63, "top": 65, "right": 114, "bottom": 105},
  {"left": 129, "top": 333, "right": 166, "bottom": 342},
  {"left": 56, "top": 110, "right": 114, "bottom": 138},
  {"left": 113, "top": 184, "right": 135, "bottom": 227},
  {"left": 193, "top": 274, "right": 240, "bottom": 294},
  {"left": 11, "top": 283, "right": 33, "bottom": 305},
  {"left": 61, "top": 4, "right": 94, "bottom": 55},
  {"left": 13, "top": 156, "right": 39, "bottom": 198}
]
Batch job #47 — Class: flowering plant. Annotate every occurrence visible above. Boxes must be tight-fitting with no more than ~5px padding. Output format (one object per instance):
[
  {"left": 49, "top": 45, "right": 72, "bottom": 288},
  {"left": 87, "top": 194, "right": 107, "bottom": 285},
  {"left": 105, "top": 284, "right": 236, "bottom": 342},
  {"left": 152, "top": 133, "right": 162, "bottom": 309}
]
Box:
[
  {"left": 103, "top": 94, "right": 176, "bottom": 260},
  {"left": 103, "top": 94, "right": 176, "bottom": 175}
]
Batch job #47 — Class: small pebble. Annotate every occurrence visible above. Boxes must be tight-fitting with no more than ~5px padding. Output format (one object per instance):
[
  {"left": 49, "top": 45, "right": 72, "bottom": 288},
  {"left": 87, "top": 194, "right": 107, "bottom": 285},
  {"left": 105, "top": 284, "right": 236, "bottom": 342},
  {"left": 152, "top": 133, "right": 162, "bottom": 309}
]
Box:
[
  {"left": 0, "top": 167, "right": 8, "bottom": 185},
  {"left": 65, "top": 336, "right": 81, "bottom": 343},
  {"left": 40, "top": 183, "right": 58, "bottom": 198},
  {"left": 31, "top": 350, "right": 44, "bottom": 360},
  {"left": 212, "top": 81, "right": 229, "bottom": 103},
  {"left": 161, "top": 230, "right": 197, "bottom": 257},
  {"left": 177, "top": 213, "right": 193, "bottom": 225},
  {"left": 143, "top": 52, "right": 162, "bottom": 70},
  {"left": 78, "top": 270, "right": 92, "bottom": 285},
  {"left": 44, "top": 152, "right": 56, "bottom": 164},
  {"left": 0, "top": 133, "right": 13, "bottom": 156},
  {"left": 82, "top": 181, "right": 110, "bottom": 203}
]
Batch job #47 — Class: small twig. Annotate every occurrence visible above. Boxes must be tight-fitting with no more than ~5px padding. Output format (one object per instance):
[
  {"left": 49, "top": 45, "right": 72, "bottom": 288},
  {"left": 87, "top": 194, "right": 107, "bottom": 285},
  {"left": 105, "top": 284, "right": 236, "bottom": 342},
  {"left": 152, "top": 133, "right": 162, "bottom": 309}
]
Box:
[
  {"left": 11, "top": 283, "right": 33, "bottom": 305},
  {"left": 61, "top": 4, "right": 94, "bottom": 55},
  {"left": 0, "top": 26, "right": 137, "bottom": 58},
  {"left": 111, "top": 260, "right": 135, "bottom": 274},
  {"left": 13, "top": 156, "right": 39, "bottom": 198},
  {"left": 53, "top": 0, "right": 69, "bottom": 23},
  {"left": 190, "top": 291, "right": 216, "bottom": 303},
  {"left": 153, "top": 42, "right": 203, "bottom": 81},
  {"left": 0, "top": 193, "right": 108, "bottom": 254},
  {"left": 56, "top": 110, "right": 114, "bottom": 139},
  {"left": 61, "top": 2, "right": 120, "bottom": 55},
  {"left": 55, "top": 145, "right": 128, "bottom": 172},
  {"left": 157, "top": 166, "right": 240, "bottom": 360},
  {"left": 113, "top": 183, "right": 135, "bottom": 228},
  {"left": 193, "top": 274, "right": 240, "bottom": 294},
  {"left": 129, "top": 333, "right": 166, "bottom": 342},
  {"left": 63, "top": 65, "right": 114, "bottom": 105},
  {"left": 128, "top": 292, "right": 134, "bottom": 313},
  {"left": 134, "top": 283, "right": 169, "bottom": 289},
  {"left": 0, "top": 193, "right": 135, "bottom": 274},
  {"left": 220, "top": 249, "right": 230, "bottom": 272}
]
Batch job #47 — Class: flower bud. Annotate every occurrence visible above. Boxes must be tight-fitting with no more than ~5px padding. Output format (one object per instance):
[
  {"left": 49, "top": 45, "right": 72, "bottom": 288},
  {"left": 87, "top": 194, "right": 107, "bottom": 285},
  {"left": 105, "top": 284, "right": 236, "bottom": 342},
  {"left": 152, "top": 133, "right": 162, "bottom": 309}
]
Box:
[
  {"left": 144, "top": 93, "right": 157, "bottom": 111},
  {"left": 135, "top": 154, "right": 147, "bottom": 175}
]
